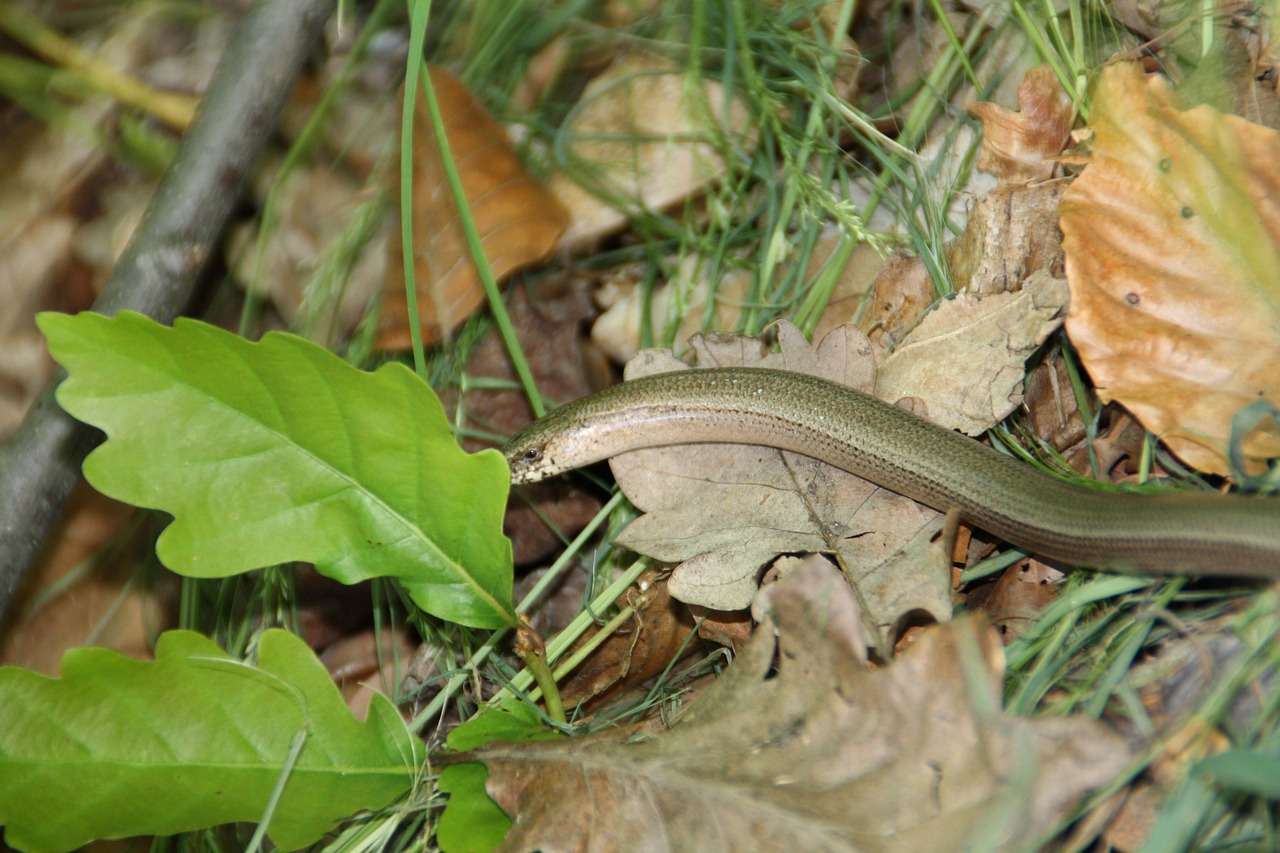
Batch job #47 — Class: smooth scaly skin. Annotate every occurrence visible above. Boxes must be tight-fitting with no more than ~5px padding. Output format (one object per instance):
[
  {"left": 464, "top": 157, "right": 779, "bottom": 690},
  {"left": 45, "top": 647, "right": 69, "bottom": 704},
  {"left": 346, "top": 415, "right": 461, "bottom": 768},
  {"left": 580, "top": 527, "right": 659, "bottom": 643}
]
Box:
[{"left": 504, "top": 367, "right": 1280, "bottom": 578}]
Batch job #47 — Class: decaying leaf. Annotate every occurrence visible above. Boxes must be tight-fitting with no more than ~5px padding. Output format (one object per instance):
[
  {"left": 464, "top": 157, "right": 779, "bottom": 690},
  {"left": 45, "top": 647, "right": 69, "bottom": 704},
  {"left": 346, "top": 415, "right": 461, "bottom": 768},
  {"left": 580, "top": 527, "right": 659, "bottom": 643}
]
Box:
[
  {"left": 969, "top": 65, "right": 1075, "bottom": 183},
  {"left": 463, "top": 558, "right": 1129, "bottom": 852},
  {"left": 381, "top": 66, "right": 569, "bottom": 349},
  {"left": 0, "top": 485, "right": 161, "bottom": 673},
  {"left": 1060, "top": 63, "right": 1280, "bottom": 475},
  {"left": 547, "top": 52, "right": 753, "bottom": 250},
  {"left": 876, "top": 269, "right": 1069, "bottom": 434},
  {"left": 857, "top": 180, "right": 1069, "bottom": 411},
  {"left": 610, "top": 322, "right": 950, "bottom": 648},
  {"left": 557, "top": 570, "right": 697, "bottom": 710},
  {"left": 229, "top": 164, "right": 386, "bottom": 346},
  {"left": 591, "top": 253, "right": 752, "bottom": 363}
]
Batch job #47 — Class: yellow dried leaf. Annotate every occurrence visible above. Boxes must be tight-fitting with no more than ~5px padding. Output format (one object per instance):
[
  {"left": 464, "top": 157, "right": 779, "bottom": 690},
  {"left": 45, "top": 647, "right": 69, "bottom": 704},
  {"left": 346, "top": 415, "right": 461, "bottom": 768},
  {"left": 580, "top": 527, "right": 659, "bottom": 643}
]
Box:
[
  {"left": 380, "top": 66, "right": 568, "bottom": 350},
  {"left": 1060, "top": 63, "right": 1280, "bottom": 474}
]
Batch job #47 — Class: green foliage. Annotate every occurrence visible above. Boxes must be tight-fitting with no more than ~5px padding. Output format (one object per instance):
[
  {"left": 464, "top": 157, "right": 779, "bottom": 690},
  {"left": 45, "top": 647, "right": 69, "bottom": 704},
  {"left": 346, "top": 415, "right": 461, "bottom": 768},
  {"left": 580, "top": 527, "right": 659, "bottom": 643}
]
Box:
[
  {"left": 435, "top": 704, "right": 557, "bottom": 853},
  {"left": 1195, "top": 748, "right": 1280, "bottom": 798},
  {"left": 436, "top": 763, "right": 510, "bottom": 853},
  {"left": 0, "top": 629, "right": 422, "bottom": 852},
  {"left": 38, "top": 310, "right": 516, "bottom": 629}
]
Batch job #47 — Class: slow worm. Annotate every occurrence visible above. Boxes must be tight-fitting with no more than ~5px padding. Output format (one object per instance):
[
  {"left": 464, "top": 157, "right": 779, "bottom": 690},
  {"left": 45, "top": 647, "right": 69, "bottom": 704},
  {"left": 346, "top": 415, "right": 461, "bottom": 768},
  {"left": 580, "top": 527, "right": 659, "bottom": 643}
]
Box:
[{"left": 504, "top": 367, "right": 1280, "bottom": 578}]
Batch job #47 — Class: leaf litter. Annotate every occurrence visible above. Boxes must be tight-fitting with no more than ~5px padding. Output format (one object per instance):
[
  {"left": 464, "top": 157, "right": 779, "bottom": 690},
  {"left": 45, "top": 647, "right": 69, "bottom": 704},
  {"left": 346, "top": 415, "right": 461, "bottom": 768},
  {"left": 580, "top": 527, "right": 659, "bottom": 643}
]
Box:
[
  {"left": 455, "top": 558, "right": 1128, "bottom": 852},
  {"left": 6, "top": 5, "right": 1280, "bottom": 852}
]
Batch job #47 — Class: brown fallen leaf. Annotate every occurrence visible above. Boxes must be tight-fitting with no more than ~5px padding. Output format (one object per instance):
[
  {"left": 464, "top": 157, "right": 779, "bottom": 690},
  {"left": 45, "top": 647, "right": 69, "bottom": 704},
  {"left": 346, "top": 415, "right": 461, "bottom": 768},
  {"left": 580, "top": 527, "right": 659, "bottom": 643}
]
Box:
[
  {"left": 1060, "top": 63, "right": 1280, "bottom": 475},
  {"left": 611, "top": 322, "right": 950, "bottom": 648},
  {"left": 969, "top": 65, "right": 1075, "bottom": 184},
  {"left": 1022, "top": 353, "right": 1088, "bottom": 462},
  {"left": 547, "top": 52, "right": 753, "bottom": 251},
  {"left": 591, "top": 253, "right": 752, "bottom": 363},
  {"left": 875, "top": 269, "right": 1069, "bottom": 435},
  {"left": 320, "top": 627, "right": 416, "bottom": 721},
  {"left": 857, "top": 180, "right": 1069, "bottom": 410},
  {"left": 0, "top": 484, "right": 165, "bottom": 673},
  {"left": 380, "top": 66, "right": 569, "bottom": 350},
  {"left": 228, "top": 164, "right": 386, "bottom": 346},
  {"left": 965, "top": 559, "right": 1063, "bottom": 643},
  {"left": 459, "top": 279, "right": 607, "bottom": 566},
  {"left": 462, "top": 557, "right": 1129, "bottom": 852},
  {"left": 557, "top": 570, "right": 697, "bottom": 710}
]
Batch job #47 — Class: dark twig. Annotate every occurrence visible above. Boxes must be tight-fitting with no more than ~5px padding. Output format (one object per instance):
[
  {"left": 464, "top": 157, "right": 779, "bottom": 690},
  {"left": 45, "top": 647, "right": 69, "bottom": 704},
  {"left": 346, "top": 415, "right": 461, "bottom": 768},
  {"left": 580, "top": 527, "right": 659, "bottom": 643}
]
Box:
[{"left": 0, "top": 0, "right": 336, "bottom": 622}]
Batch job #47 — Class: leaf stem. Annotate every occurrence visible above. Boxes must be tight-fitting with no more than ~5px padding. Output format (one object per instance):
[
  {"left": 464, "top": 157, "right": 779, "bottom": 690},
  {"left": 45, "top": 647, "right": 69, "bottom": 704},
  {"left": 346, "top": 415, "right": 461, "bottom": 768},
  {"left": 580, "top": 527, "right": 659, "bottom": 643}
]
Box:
[{"left": 517, "top": 618, "right": 566, "bottom": 724}]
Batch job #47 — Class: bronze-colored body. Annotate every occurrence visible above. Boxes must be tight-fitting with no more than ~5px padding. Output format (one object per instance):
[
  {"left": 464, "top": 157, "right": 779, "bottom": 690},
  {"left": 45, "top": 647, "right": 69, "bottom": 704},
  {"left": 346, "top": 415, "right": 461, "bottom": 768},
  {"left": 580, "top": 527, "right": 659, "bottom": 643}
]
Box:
[{"left": 505, "top": 368, "right": 1280, "bottom": 577}]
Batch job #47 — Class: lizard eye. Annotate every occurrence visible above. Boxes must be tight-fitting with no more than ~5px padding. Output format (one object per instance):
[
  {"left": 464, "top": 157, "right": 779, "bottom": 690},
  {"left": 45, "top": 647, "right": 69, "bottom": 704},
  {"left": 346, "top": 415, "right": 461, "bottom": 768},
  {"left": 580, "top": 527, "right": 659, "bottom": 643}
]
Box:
[{"left": 522, "top": 447, "right": 542, "bottom": 463}]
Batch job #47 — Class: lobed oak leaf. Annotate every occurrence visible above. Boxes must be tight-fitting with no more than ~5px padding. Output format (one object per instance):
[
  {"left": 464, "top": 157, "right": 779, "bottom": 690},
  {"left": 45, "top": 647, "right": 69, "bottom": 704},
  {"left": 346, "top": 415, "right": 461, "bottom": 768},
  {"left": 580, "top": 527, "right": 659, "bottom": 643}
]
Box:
[
  {"left": 460, "top": 558, "right": 1129, "bottom": 853},
  {"left": 609, "top": 322, "right": 949, "bottom": 649},
  {"left": 1060, "top": 63, "right": 1280, "bottom": 474},
  {"left": 876, "top": 269, "right": 1069, "bottom": 435}
]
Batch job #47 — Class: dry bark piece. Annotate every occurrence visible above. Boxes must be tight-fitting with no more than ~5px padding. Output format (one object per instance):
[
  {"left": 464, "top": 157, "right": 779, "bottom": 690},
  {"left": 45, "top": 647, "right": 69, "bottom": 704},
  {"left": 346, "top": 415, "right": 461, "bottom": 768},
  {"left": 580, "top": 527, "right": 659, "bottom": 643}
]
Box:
[
  {"left": 381, "top": 66, "right": 569, "bottom": 349},
  {"left": 463, "top": 558, "right": 1129, "bottom": 853},
  {"left": 611, "top": 323, "right": 950, "bottom": 648},
  {"left": 969, "top": 64, "right": 1075, "bottom": 184},
  {"left": 948, "top": 182, "right": 1069, "bottom": 297},
  {"left": 1060, "top": 62, "right": 1280, "bottom": 475}
]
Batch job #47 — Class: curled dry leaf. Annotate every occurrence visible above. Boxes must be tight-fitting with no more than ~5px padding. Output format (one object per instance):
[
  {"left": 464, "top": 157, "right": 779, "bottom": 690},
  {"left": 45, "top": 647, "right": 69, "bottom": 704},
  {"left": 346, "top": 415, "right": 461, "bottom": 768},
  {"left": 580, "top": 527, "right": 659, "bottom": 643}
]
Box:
[
  {"left": 609, "top": 322, "right": 950, "bottom": 649},
  {"left": 548, "top": 52, "right": 753, "bottom": 250},
  {"left": 969, "top": 64, "right": 1075, "bottom": 184},
  {"left": 381, "top": 66, "right": 569, "bottom": 350},
  {"left": 463, "top": 558, "right": 1129, "bottom": 853},
  {"left": 1060, "top": 63, "right": 1280, "bottom": 475}
]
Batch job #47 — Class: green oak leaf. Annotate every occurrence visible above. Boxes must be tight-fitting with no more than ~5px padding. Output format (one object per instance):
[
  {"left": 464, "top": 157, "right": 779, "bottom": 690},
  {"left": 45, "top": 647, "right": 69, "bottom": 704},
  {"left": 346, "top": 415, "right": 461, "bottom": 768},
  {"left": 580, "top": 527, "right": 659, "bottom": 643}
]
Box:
[
  {"left": 436, "top": 704, "right": 558, "bottom": 853},
  {"left": 37, "top": 310, "right": 515, "bottom": 629},
  {"left": 0, "top": 629, "right": 422, "bottom": 852}
]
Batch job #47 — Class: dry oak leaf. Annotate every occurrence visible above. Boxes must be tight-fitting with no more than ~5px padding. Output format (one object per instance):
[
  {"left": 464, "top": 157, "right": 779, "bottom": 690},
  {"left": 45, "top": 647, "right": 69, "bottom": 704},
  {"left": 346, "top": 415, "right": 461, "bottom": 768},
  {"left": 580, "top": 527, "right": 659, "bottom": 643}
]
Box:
[
  {"left": 610, "top": 322, "right": 950, "bottom": 649},
  {"left": 465, "top": 557, "right": 1129, "bottom": 853},
  {"left": 591, "top": 252, "right": 752, "bottom": 363},
  {"left": 380, "top": 66, "right": 569, "bottom": 350},
  {"left": 547, "top": 52, "right": 753, "bottom": 251},
  {"left": 1060, "top": 63, "right": 1280, "bottom": 475},
  {"left": 876, "top": 269, "right": 1070, "bottom": 435},
  {"left": 969, "top": 64, "right": 1075, "bottom": 184}
]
